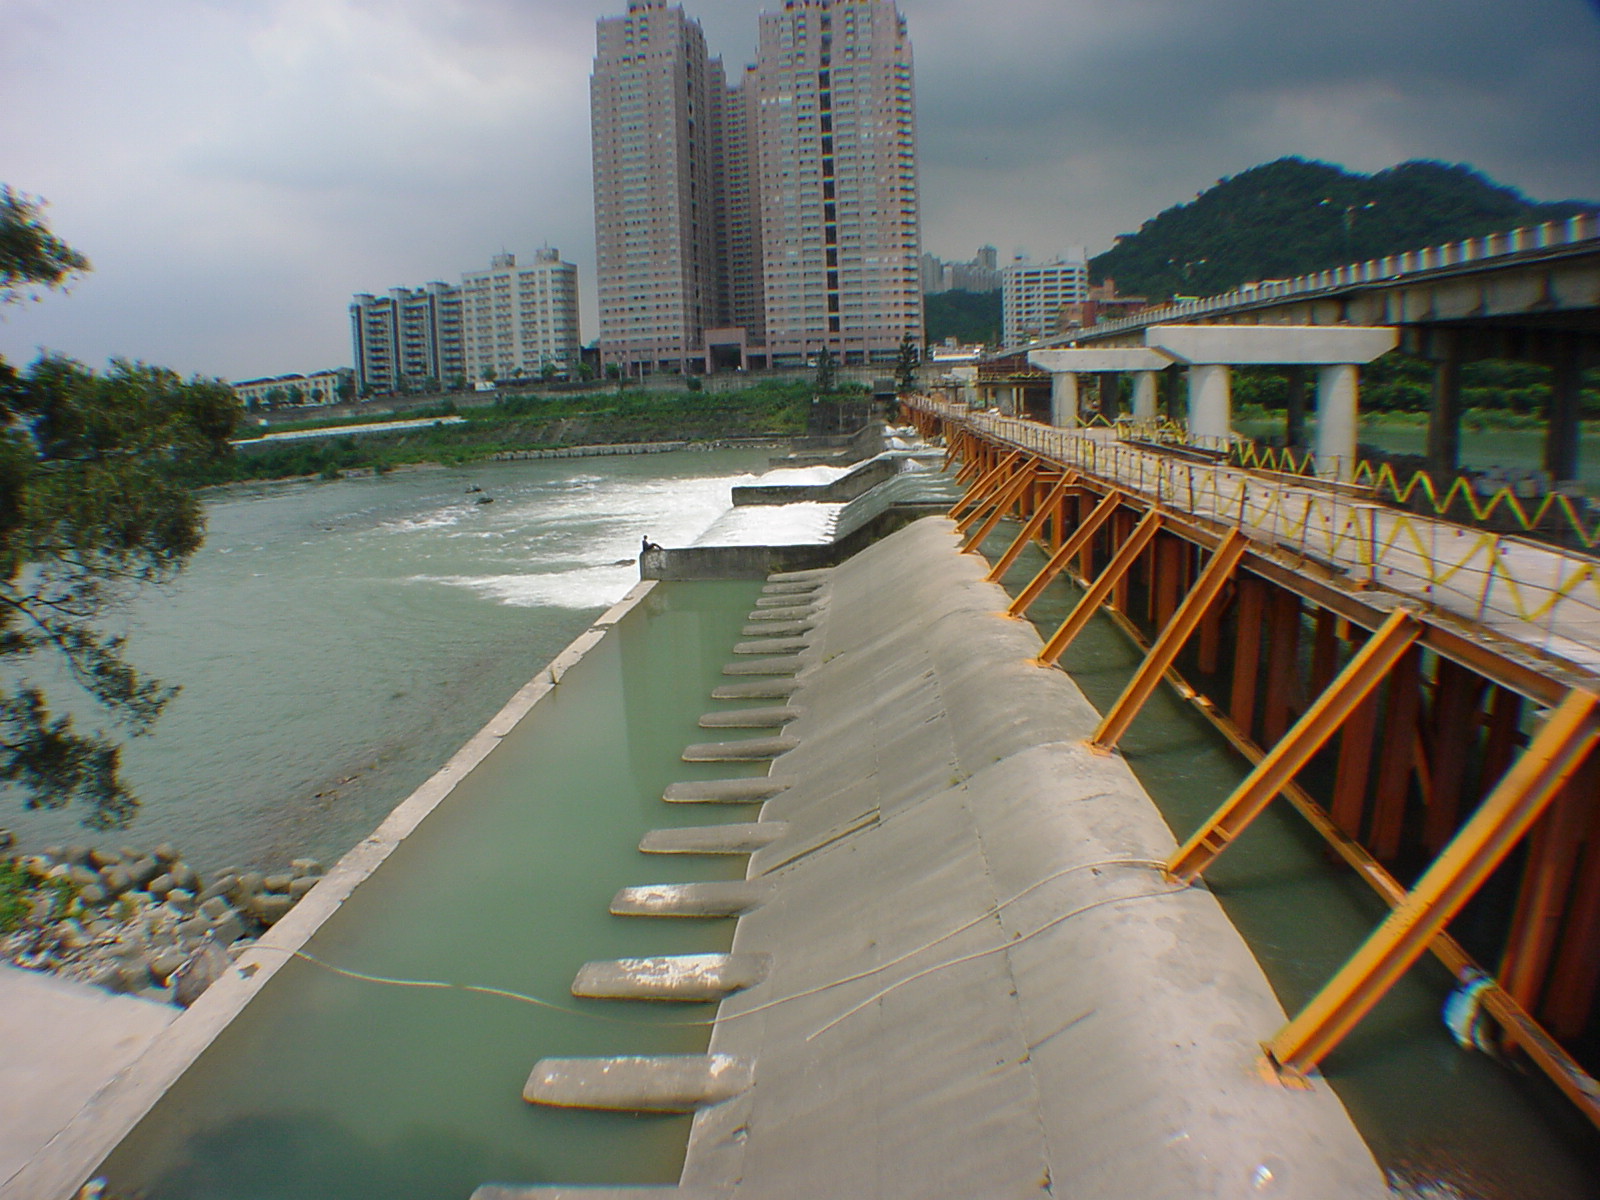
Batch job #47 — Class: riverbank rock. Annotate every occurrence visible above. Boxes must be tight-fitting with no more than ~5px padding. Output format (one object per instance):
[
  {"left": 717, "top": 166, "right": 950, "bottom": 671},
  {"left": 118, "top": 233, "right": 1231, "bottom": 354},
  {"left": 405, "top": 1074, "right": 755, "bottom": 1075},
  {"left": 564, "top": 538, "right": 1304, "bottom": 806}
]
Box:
[{"left": 0, "top": 841, "right": 322, "bottom": 1007}]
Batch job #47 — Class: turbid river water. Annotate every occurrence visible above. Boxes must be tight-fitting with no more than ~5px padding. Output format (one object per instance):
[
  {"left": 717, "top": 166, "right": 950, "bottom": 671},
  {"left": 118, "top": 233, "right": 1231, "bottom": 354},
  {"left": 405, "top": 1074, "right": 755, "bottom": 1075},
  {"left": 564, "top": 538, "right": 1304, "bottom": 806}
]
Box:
[
  {"left": 13, "top": 448, "right": 1600, "bottom": 1197},
  {"left": 4, "top": 449, "right": 776, "bottom": 872}
]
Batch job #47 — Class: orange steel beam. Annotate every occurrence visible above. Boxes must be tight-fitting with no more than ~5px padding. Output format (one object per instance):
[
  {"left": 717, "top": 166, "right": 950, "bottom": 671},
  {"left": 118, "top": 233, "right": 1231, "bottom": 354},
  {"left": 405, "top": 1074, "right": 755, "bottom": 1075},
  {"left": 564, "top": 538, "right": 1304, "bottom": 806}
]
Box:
[
  {"left": 1076, "top": 586, "right": 1600, "bottom": 1131},
  {"left": 961, "top": 464, "right": 1040, "bottom": 549},
  {"left": 1266, "top": 687, "right": 1600, "bottom": 1079},
  {"left": 1007, "top": 490, "right": 1125, "bottom": 617},
  {"left": 950, "top": 450, "right": 1021, "bottom": 523},
  {"left": 1036, "top": 507, "right": 1164, "bottom": 667},
  {"left": 1090, "top": 528, "right": 1248, "bottom": 751},
  {"left": 1167, "top": 607, "right": 1422, "bottom": 884},
  {"left": 986, "top": 473, "right": 1077, "bottom": 581}
]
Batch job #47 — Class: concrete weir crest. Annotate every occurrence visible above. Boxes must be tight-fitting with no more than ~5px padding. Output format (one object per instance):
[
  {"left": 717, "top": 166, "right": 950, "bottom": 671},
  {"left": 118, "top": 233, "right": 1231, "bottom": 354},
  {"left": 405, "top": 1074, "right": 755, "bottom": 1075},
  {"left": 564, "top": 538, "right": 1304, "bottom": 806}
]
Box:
[{"left": 507, "top": 519, "right": 1387, "bottom": 1199}]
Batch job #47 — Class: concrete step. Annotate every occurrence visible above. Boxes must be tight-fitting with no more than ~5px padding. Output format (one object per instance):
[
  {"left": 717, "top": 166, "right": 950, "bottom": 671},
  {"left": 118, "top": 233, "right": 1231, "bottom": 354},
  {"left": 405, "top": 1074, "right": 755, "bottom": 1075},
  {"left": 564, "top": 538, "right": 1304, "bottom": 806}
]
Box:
[
  {"left": 698, "top": 706, "right": 800, "bottom": 728},
  {"left": 571, "top": 952, "right": 770, "bottom": 1000},
  {"left": 761, "top": 581, "right": 823, "bottom": 597},
  {"left": 523, "top": 1053, "right": 753, "bottom": 1111},
  {"left": 722, "top": 655, "right": 806, "bottom": 676},
  {"left": 640, "top": 822, "right": 789, "bottom": 854},
  {"left": 682, "top": 736, "right": 799, "bottom": 762},
  {"left": 767, "top": 567, "right": 833, "bottom": 582},
  {"left": 611, "top": 881, "right": 772, "bottom": 917},
  {"left": 710, "top": 678, "right": 802, "bottom": 700},
  {"left": 662, "top": 777, "right": 794, "bottom": 804},
  {"left": 731, "top": 637, "right": 811, "bottom": 656},
  {"left": 740, "top": 619, "right": 816, "bottom": 637},
  {"left": 744, "top": 604, "right": 821, "bottom": 621},
  {"left": 753, "top": 595, "right": 820, "bottom": 609}
]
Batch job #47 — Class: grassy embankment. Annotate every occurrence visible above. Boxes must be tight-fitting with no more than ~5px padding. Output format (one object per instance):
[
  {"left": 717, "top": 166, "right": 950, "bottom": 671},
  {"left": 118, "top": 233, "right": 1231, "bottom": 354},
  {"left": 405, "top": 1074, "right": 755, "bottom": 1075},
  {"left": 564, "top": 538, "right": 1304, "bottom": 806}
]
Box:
[{"left": 189, "top": 381, "right": 826, "bottom": 484}]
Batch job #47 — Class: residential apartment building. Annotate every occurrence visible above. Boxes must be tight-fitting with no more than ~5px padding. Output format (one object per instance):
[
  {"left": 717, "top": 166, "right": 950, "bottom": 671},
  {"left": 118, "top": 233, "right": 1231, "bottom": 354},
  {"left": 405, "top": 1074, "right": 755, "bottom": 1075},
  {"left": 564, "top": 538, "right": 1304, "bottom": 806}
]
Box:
[
  {"left": 350, "top": 283, "right": 462, "bottom": 394},
  {"left": 590, "top": 0, "right": 922, "bottom": 375},
  {"left": 232, "top": 369, "right": 352, "bottom": 409},
  {"left": 1001, "top": 251, "right": 1090, "bottom": 346},
  {"left": 460, "top": 250, "right": 581, "bottom": 382},
  {"left": 351, "top": 251, "right": 578, "bottom": 393},
  {"left": 591, "top": 2, "right": 725, "bottom": 375},
  {"left": 922, "top": 245, "right": 1001, "bottom": 295}
]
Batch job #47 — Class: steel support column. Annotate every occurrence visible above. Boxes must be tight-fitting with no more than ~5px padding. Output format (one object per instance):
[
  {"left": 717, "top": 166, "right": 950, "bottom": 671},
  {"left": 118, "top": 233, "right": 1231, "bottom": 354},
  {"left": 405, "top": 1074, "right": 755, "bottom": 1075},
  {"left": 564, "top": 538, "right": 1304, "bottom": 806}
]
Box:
[
  {"left": 1167, "top": 608, "right": 1423, "bottom": 884},
  {"left": 1036, "top": 508, "right": 1164, "bottom": 667},
  {"left": 1091, "top": 529, "right": 1247, "bottom": 750},
  {"left": 1266, "top": 688, "right": 1600, "bottom": 1079},
  {"left": 986, "top": 474, "right": 1076, "bottom": 582},
  {"left": 1007, "top": 490, "right": 1124, "bottom": 617}
]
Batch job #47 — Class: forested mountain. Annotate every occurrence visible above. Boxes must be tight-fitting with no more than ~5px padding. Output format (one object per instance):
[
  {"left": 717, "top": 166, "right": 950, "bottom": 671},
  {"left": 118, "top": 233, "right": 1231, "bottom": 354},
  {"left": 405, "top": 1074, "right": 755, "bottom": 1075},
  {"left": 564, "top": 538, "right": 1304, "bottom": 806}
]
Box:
[
  {"left": 1089, "top": 158, "right": 1597, "bottom": 302},
  {"left": 924, "top": 289, "right": 1002, "bottom": 347}
]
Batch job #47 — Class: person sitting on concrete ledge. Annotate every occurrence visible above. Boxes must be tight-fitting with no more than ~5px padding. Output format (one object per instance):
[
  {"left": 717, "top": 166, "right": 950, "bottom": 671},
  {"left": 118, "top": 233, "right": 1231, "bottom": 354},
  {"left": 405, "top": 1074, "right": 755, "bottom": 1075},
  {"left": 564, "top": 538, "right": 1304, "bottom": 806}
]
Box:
[{"left": 641, "top": 536, "right": 662, "bottom": 555}]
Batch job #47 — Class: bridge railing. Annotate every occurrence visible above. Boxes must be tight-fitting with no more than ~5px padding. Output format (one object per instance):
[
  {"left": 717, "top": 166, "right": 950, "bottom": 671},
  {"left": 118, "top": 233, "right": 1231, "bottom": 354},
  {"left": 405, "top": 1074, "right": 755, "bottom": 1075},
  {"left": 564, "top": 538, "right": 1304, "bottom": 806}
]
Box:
[{"left": 915, "top": 399, "right": 1600, "bottom": 669}]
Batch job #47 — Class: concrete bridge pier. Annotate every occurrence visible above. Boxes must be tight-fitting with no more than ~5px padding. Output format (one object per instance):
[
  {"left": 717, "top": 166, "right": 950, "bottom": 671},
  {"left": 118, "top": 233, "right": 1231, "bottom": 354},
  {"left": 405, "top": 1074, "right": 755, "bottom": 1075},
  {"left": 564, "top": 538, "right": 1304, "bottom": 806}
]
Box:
[
  {"left": 1147, "top": 325, "right": 1400, "bottom": 479},
  {"left": 1187, "top": 363, "right": 1233, "bottom": 445},
  {"left": 1425, "top": 334, "right": 1464, "bottom": 481},
  {"left": 1028, "top": 348, "right": 1172, "bottom": 429},
  {"left": 1131, "top": 370, "right": 1160, "bottom": 421},
  {"left": 1545, "top": 338, "right": 1590, "bottom": 484},
  {"left": 1049, "top": 370, "right": 1079, "bottom": 428}
]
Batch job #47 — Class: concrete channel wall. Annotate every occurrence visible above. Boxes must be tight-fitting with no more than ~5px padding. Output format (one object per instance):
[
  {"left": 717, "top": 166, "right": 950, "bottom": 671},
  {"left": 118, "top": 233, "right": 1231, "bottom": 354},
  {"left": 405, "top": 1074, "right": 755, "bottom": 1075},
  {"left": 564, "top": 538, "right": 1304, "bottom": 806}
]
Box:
[{"left": 669, "top": 518, "right": 1386, "bottom": 1198}]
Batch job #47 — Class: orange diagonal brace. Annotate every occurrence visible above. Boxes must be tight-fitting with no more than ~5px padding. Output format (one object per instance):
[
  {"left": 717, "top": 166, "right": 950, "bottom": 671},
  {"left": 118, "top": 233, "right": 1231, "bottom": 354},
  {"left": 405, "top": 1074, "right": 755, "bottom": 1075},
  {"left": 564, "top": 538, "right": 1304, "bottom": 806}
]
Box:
[
  {"left": 962, "top": 465, "right": 1040, "bottom": 550},
  {"left": 953, "top": 460, "right": 1030, "bottom": 534},
  {"left": 1091, "top": 528, "right": 1249, "bottom": 750},
  {"left": 1166, "top": 607, "right": 1422, "bottom": 884},
  {"left": 1267, "top": 687, "right": 1600, "bottom": 1079},
  {"left": 1036, "top": 507, "right": 1164, "bottom": 666},
  {"left": 986, "top": 473, "right": 1077, "bottom": 581},
  {"left": 942, "top": 425, "right": 964, "bottom": 473},
  {"left": 1007, "top": 490, "right": 1124, "bottom": 617},
  {"left": 950, "top": 450, "right": 1020, "bottom": 520}
]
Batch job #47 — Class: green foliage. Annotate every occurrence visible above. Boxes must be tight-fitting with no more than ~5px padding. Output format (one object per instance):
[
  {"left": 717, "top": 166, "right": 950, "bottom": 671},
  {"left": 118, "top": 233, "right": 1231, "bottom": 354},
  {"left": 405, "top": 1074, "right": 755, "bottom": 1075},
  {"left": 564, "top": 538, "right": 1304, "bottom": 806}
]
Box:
[
  {"left": 0, "top": 188, "right": 241, "bottom": 828},
  {"left": 923, "top": 289, "right": 1001, "bottom": 346},
  {"left": 177, "top": 382, "right": 817, "bottom": 485},
  {"left": 1, "top": 189, "right": 90, "bottom": 301},
  {"left": 0, "top": 858, "right": 29, "bottom": 932},
  {"left": 1090, "top": 158, "right": 1598, "bottom": 301},
  {"left": 894, "top": 333, "right": 919, "bottom": 394},
  {"left": 813, "top": 347, "right": 837, "bottom": 393}
]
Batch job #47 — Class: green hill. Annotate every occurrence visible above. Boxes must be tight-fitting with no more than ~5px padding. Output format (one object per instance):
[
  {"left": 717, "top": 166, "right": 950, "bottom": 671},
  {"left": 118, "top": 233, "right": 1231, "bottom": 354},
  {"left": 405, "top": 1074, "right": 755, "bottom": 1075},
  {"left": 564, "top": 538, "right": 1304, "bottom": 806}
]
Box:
[
  {"left": 924, "top": 288, "right": 1002, "bottom": 347},
  {"left": 1089, "top": 158, "right": 1597, "bottom": 301}
]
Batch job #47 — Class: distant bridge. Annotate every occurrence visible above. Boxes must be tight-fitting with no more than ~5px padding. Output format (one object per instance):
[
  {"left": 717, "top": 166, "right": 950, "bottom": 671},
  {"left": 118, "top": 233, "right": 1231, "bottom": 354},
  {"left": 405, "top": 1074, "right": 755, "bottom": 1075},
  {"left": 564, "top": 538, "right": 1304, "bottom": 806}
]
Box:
[{"left": 973, "top": 214, "right": 1600, "bottom": 481}]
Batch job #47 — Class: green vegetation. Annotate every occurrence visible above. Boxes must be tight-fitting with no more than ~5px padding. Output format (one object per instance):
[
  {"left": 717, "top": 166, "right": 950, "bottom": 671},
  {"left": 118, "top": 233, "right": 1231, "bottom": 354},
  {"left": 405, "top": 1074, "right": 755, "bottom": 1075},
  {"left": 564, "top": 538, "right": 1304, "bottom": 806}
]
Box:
[
  {"left": 180, "top": 381, "right": 823, "bottom": 485},
  {"left": 0, "top": 187, "right": 240, "bottom": 828},
  {"left": 1090, "top": 158, "right": 1597, "bottom": 301},
  {"left": 1227, "top": 354, "right": 1600, "bottom": 431},
  {"left": 924, "top": 288, "right": 1001, "bottom": 346},
  {"left": 0, "top": 858, "right": 28, "bottom": 932}
]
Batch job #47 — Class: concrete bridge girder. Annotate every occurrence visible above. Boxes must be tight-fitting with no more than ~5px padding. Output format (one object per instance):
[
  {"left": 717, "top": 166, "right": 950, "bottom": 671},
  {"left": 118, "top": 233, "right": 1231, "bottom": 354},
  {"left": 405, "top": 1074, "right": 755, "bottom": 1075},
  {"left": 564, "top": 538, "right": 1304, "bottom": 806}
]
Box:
[{"left": 1146, "top": 325, "right": 1400, "bottom": 479}]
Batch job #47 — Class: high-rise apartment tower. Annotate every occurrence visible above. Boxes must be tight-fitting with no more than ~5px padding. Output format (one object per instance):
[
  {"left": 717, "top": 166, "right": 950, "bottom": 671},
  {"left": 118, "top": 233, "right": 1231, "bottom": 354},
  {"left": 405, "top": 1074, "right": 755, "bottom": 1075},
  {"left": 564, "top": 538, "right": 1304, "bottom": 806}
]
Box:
[{"left": 591, "top": 0, "right": 922, "bottom": 375}]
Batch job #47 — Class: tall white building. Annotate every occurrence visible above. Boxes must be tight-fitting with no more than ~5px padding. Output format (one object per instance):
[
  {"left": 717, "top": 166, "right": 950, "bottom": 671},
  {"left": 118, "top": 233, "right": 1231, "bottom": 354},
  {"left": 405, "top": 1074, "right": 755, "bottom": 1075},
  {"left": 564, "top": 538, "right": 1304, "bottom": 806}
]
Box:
[
  {"left": 460, "top": 250, "right": 581, "bottom": 382},
  {"left": 1002, "top": 251, "right": 1089, "bottom": 346},
  {"left": 590, "top": 0, "right": 922, "bottom": 375}
]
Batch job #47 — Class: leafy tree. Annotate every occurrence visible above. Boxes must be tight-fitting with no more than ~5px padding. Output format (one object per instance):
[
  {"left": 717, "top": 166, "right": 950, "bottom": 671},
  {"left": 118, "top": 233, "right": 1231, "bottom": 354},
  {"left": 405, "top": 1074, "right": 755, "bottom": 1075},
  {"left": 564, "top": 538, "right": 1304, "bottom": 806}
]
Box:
[
  {"left": 894, "top": 333, "right": 919, "bottom": 394},
  {"left": 813, "top": 346, "right": 837, "bottom": 393},
  {"left": 0, "top": 188, "right": 240, "bottom": 828}
]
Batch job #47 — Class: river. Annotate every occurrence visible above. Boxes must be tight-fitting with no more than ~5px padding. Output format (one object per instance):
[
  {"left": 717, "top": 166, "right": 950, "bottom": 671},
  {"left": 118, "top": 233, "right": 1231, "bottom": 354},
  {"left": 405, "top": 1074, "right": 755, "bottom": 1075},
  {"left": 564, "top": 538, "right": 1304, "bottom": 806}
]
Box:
[{"left": 3, "top": 449, "right": 776, "bottom": 872}]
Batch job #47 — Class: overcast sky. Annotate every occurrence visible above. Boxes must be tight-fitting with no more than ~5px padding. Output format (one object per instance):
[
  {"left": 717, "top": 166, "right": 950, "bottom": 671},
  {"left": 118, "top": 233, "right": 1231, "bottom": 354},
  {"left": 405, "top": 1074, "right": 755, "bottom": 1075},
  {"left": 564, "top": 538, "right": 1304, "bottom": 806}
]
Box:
[{"left": 3, "top": 0, "right": 1597, "bottom": 381}]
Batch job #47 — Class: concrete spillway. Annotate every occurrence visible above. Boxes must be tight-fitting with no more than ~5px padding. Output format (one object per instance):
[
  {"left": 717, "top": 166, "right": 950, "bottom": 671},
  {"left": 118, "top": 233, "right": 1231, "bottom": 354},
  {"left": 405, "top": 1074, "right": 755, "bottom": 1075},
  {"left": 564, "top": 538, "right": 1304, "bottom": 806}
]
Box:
[{"left": 505, "top": 517, "right": 1387, "bottom": 1198}]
